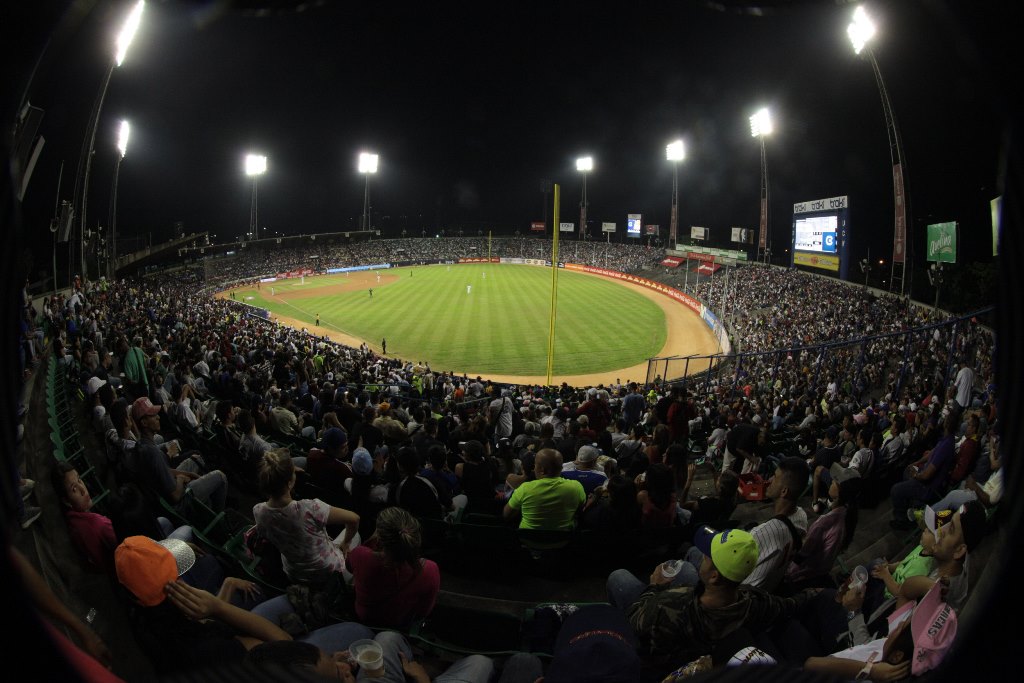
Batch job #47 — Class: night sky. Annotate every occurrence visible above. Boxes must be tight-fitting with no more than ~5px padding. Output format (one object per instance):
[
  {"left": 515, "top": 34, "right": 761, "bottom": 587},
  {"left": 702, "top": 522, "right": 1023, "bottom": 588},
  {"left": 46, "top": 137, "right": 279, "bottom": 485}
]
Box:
[{"left": 9, "top": 1, "right": 1007, "bottom": 282}]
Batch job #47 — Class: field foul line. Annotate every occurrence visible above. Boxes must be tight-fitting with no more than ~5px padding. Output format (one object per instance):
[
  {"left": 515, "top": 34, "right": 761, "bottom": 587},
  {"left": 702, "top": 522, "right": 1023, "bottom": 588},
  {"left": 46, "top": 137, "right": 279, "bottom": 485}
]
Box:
[{"left": 269, "top": 295, "right": 357, "bottom": 340}]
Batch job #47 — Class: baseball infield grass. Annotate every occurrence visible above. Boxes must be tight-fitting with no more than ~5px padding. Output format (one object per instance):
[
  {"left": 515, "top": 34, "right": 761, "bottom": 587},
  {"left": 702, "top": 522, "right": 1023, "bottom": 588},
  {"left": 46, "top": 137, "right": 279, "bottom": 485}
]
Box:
[{"left": 231, "top": 264, "right": 666, "bottom": 376}]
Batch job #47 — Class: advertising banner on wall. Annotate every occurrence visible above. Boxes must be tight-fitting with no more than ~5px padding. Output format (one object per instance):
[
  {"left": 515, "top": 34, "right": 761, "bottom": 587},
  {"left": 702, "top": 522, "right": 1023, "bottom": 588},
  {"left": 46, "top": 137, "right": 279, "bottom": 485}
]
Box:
[
  {"left": 645, "top": 224, "right": 659, "bottom": 235},
  {"left": 926, "top": 222, "right": 957, "bottom": 263},
  {"left": 602, "top": 222, "right": 616, "bottom": 233},
  {"left": 559, "top": 222, "right": 575, "bottom": 232},
  {"left": 530, "top": 221, "right": 545, "bottom": 232},
  {"left": 690, "top": 226, "right": 708, "bottom": 240}
]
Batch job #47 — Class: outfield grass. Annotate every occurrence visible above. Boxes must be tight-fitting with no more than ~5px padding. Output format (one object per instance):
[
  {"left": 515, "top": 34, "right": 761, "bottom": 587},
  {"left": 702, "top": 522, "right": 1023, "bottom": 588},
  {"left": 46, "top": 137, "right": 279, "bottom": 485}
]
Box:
[{"left": 231, "top": 264, "right": 666, "bottom": 376}]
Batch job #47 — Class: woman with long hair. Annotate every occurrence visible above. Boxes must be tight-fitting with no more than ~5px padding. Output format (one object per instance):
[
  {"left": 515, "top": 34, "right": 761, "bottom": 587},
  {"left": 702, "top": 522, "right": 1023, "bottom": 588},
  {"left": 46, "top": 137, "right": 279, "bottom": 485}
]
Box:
[
  {"left": 345, "top": 506, "right": 441, "bottom": 628},
  {"left": 252, "top": 449, "right": 360, "bottom": 588},
  {"left": 636, "top": 463, "right": 678, "bottom": 528},
  {"left": 785, "top": 472, "right": 863, "bottom": 589}
]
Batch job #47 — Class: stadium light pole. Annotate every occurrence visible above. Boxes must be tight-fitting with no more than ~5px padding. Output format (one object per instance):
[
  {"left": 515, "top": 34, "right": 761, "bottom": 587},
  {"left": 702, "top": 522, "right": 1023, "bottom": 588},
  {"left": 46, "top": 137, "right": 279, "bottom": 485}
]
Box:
[
  {"left": 576, "top": 156, "right": 592, "bottom": 240},
  {"left": 72, "top": 0, "right": 145, "bottom": 281},
  {"left": 749, "top": 107, "right": 772, "bottom": 265},
  {"left": 109, "top": 119, "right": 130, "bottom": 278},
  {"left": 666, "top": 140, "right": 685, "bottom": 248},
  {"left": 359, "top": 152, "right": 379, "bottom": 232},
  {"left": 245, "top": 154, "right": 267, "bottom": 241},
  {"left": 849, "top": 5, "right": 909, "bottom": 295}
]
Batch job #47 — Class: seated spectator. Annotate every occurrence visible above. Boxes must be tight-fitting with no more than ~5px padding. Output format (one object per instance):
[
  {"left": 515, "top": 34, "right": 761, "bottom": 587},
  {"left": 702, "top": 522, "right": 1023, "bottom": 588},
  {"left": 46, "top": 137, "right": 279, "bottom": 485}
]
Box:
[
  {"left": 812, "top": 428, "right": 871, "bottom": 513},
  {"left": 271, "top": 392, "right": 314, "bottom": 440},
  {"left": 494, "top": 437, "right": 523, "bottom": 483},
  {"left": 346, "top": 507, "right": 440, "bottom": 628},
  {"left": 561, "top": 444, "right": 608, "bottom": 496},
  {"left": 785, "top": 466, "right": 862, "bottom": 589},
  {"left": 947, "top": 412, "right": 981, "bottom": 488},
  {"left": 252, "top": 449, "right": 360, "bottom": 587},
  {"left": 582, "top": 474, "right": 641, "bottom": 532},
  {"left": 743, "top": 456, "right": 809, "bottom": 592},
  {"left": 124, "top": 397, "right": 228, "bottom": 512},
  {"left": 389, "top": 446, "right": 449, "bottom": 519},
  {"left": 247, "top": 632, "right": 494, "bottom": 683},
  {"left": 679, "top": 466, "right": 740, "bottom": 532},
  {"left": 52, "top": 462, "right": 118, "bottom": 573},
  {"left": 306, "top": 427, "right": 353, "bottom": 492},
  {"left": 236, "top": 408, "right": 276, "bottom": 481},
  {"left": 615, "top": 423, "right": 648, "bottom": 477},
  {"left": 924, "top": 425, "right": 1002, "bottom": 517},
  {"left": 607, "top": 526, "right": 817, "bottom": 665},
  {"left": 454, "top": 440, "right": 499, "bottom": 515},
  {"left": 503, "top": 449, "right": 585, "bottom": 531},
  {"left": 879, "top": 416, "right": 907, "bottom": 464},
  {"left": 345, "top": 447, "right": 391, "bottom": 507},
  {"left": 636, "top": 463, "right": 678, "bottom": 529},
  {"left": 890, "top": 412, "right": 958, "bottom": 530}
]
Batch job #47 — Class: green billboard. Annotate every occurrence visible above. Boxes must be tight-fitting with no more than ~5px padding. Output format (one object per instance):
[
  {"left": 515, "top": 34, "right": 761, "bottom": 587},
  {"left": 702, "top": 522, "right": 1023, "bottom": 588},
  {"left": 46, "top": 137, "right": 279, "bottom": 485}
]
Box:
[{"left": 926, "top": 222, "right": 957, "bottom": 263}]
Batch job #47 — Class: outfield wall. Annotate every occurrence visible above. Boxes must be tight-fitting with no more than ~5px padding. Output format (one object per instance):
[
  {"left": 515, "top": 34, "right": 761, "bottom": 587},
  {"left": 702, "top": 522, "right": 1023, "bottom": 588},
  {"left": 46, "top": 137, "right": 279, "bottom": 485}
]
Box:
[{"left": 500, "top": 258, "right": 731, "bottom": 355}]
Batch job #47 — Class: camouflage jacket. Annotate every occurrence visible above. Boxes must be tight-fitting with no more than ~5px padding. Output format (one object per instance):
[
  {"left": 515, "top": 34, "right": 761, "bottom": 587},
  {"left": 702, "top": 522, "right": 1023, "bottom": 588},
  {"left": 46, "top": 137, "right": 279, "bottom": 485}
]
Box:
[{"left": 626, "top": 583, "right": 815, "bottom": 663}]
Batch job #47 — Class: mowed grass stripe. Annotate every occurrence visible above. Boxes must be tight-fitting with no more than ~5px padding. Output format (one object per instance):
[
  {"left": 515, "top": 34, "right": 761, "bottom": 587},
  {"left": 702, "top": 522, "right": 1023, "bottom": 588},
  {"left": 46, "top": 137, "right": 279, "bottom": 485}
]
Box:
[{"left": 231, "top": 264, "right": 666, "bottom": 376}]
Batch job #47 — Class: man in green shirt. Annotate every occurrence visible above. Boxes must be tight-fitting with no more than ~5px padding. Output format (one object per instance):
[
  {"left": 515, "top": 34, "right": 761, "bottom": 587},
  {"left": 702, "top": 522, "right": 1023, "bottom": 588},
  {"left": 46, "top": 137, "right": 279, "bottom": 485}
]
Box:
[{"left": 503, "top": 449, "right": 585, "bottom": 530}]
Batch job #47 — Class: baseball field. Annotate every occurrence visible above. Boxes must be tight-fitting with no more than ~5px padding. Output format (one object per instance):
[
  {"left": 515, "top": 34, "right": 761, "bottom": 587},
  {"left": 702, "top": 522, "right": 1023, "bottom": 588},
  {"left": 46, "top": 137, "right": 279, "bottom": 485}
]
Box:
[{"left": 223, "top": 263, "right": 719, "bottom": 385}]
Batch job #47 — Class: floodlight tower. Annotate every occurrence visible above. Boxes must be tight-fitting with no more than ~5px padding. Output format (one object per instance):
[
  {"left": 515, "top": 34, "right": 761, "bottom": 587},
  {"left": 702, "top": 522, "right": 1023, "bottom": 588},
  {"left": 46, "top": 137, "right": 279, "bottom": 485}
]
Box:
[
  {"left": 666, "top": 140, "right": 685, "bottom": 248},
  {"left": 849, "top": 5, "right": 909, "bottom": 295},
  {"left": 359, "top": 152, "right": 379, "bottom": 231},
  {"left": 109, "top": 120, "right": 130, "bottom": 277},
  {"left": 72, "top": 0, "right": 145, "bottom": 280},
  {"left": 576, "top": 156, "right": 593, "bottom": 240},
  {"left": 245, "top": 154, "right": 267, "bottom": 240},
  {"left": 749, "top": 107, "right": 773, "bottom": 265}
]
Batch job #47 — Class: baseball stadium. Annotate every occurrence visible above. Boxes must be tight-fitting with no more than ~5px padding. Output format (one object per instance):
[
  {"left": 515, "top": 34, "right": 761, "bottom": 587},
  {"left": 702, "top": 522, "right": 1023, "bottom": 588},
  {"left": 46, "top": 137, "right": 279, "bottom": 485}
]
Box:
[{"left": 2, "top": 2, "right": 1017, "bottom": 682}]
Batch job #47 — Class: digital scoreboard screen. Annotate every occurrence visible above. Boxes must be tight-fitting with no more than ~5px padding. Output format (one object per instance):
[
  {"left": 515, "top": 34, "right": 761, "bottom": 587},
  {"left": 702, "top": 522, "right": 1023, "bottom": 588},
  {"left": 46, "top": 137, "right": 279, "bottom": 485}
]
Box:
[{"left": 794, "top": 215, "right": 838, "bottom": 253}]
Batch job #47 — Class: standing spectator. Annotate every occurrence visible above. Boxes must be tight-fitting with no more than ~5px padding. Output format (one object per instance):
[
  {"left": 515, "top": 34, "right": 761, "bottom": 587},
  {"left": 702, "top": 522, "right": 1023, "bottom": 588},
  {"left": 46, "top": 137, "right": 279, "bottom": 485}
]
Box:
[{"left": 622, "top": 382, "right": 646, "bottom": 429}]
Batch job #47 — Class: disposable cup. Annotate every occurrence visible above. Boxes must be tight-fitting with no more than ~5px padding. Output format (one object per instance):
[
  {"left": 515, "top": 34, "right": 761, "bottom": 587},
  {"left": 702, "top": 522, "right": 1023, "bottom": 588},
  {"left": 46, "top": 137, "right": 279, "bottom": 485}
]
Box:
[
  {"left": 661, "top": 559, "right": 684, "bottom": 579},
  {"left": 349, "top": 639, "right": 384, "bottom": 678}
]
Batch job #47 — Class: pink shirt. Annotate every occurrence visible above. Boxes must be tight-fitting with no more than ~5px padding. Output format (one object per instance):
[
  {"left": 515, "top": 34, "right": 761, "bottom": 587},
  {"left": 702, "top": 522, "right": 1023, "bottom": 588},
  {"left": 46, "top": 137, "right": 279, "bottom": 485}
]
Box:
[{"left": 347, "top": 541, "right": 440, "bottom": 627}]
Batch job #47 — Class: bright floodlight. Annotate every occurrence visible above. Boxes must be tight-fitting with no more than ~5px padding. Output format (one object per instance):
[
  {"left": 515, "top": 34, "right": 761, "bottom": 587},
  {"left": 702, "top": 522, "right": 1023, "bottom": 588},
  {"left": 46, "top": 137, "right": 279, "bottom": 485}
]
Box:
[
  {"left": 115, "top": 1, "right": 145, "bottom": 66},
  {"left": 358, "top": 152, "right": 379, "bottom": 174},
  {"left": 245, "top": 154, "right": 267, "bottom": 176},
  {"left": 117, "top": 120, "right": 130, "bottom": 157},
  {"left": 750, "top": 108, "right": 773, "bottom": 138},
  {"left": 666, "top": 140, "right": 685, "bottom": 161},
  {"left": 847, "top": 6, "right": 876, "bottom": 55},
  {"left": 576, "top": 156, "right": 593, "bottom": 172}
]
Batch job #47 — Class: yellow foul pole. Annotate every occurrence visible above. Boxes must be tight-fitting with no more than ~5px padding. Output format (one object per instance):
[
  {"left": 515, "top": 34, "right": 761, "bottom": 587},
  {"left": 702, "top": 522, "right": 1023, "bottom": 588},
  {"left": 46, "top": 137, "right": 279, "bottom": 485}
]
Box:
[{"left": 546, "top": 185, "right": 561, "bottom": 385}]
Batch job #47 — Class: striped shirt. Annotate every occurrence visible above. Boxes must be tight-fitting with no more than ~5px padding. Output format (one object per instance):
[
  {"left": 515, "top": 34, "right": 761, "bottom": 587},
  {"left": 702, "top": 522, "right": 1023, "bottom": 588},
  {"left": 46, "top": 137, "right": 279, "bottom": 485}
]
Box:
[{"left": 743, "top": 508, "right": 808, "bottom": 591}]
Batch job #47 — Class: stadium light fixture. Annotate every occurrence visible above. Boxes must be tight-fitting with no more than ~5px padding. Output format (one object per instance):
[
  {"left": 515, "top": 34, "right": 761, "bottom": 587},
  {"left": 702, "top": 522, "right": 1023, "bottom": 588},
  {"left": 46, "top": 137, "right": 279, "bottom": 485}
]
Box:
[
  {"left": 749, "top": 108, "right": 773, "bottom": 138},
  {"left": 576, "top": 156, "right": 593, "bottom": 239},
  {"left": 847, "top": 5, "right": 909, "bottom": 295},
  {"left": 109, "top": 119, "right": 131, "bottom": 278},
  {"left": 847, "top": 6, "right": 876, "bottom": 55},
  {"left": 245, "top": 154, "right": 267, "bottom": 240},
  {"left": 117, "top": 120, "right": 130, "bottom": 158},
  {"left": 74, "top": 0, "right": 147, "bottom": 281},
  {"left": 750, "top": 108, "right": 772, "bottom": 264},
  {"left": 359, "top": 152, "right": 379, "bottom": 231},
  {"left": 666, "top": 140, "right": 685, "bottom": 246}
]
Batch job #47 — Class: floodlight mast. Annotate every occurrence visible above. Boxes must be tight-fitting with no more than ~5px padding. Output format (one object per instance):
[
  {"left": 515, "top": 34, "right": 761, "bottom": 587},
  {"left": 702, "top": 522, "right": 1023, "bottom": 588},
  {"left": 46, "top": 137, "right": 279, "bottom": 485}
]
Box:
[
  {"left": 109, "top": 120, "right": 130, "bottom": 277},
  {"left": 72, "top": 0, "right": 145, "bottom": 283},
  {"left": 245, "top": 154, "right": 267, "bottom": 240},
  {"left": 359, "top": 152, "right": 379, "bottom": 232},
  {"left": 750, "top": 108, "right": 772, "bottom": 265},
  {"left": 848, "top": 5, "right": 908, "bottom": 296},
  {"left": 666, "top": 140, "right": 685, "bottom": 247},
  {"left": 576, "top": 156, "right": 592, "bottom": 240}
]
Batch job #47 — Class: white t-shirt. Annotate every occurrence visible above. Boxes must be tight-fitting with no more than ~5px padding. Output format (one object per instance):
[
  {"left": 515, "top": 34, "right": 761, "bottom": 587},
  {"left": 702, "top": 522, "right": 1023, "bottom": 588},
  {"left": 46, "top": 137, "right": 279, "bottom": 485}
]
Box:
[{"left": 954, "top": 366, "right": 976, "bottom": 408}]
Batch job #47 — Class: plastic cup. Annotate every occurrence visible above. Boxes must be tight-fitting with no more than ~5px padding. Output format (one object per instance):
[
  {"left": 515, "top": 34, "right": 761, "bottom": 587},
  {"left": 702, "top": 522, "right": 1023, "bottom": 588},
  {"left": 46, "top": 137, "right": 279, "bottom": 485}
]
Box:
[
  {"left": 661, "top": 559, "right": 684, "bottom": 580},
  {"left": 349, "top": 639, "right": 384, "bottom": 678},
  {"left": 849, "top": 565, "right": 869, "bottom": 593}
]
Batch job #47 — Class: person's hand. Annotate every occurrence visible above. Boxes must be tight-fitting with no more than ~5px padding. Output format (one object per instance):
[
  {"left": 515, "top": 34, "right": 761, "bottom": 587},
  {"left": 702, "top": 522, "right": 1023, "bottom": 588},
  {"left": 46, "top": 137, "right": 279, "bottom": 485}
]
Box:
[
  {"left": 869, "top": 660, "right": 911, "bottom": 682},
  {"left": 167, "top": 440, "right": 181, "bottom": 457},
  {"left": 687, "top": 463, "right": 697, "bottom": 481},
  {"left": 871, "top": 563, "right": 892, "bottom": 581},
  {"left": 649, "top": 566, "right": 673, "bottom": 586},
  {"left": 399, "top": 652, "right": 430, "bottom": 681},
  {"left": 220, "top": 576, "right": 261, "bottom": 604},
  {"left": 165, "top": 580, "right": 221, "bottom": 620},
  {"left": 841, "top": 586, "right": 864, "bottom": 613}
]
